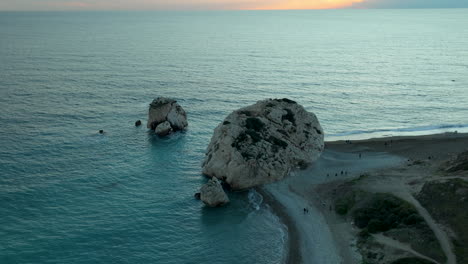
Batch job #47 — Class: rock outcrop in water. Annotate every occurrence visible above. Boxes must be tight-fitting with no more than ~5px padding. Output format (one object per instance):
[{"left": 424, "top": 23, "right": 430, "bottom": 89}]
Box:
[
  {"left": 147, "top": 97, "right": 188, "bottom": 136},
  {"left": 202, "top": 98, "right": 324, "bottom": 190},
  {"left": 200, "top": 177, "right": 230, "bottom": 207}
]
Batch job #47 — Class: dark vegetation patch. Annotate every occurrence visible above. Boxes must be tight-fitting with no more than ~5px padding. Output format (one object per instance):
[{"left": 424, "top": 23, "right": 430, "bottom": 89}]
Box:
[
  {"left": 385, "top": 227, "right": 446, "bottom": 263},
  {"left": 274, "top": 98, "right": 297, "bottom": 104},
  {"left": 232, "top": 130, "right": 263, "bottom": 151},
  {"left": 390, "top": 257, "right": 436, "bottom": 264},
  {"left": 277, "top": 129, "right": 289, "bottom": 137},
  {"left": 281, "top": 108, "right": 296, "bottom": 125},
  {"left": 240, "top": 150, "right": 255, "bottom": 160},
  {"left": 417, "top": 178, "right": 468, "bottom": 263},
  {"left": 334, "top": 187, "right": 446, "bottom": 264},
  {"left": 231, "top": 132, "right": 249, "bottom": 150},
  {"left": 271, "top": 145, "right": 280, "bottom": 153},
  {"left": 352, "top": 193, "right": 423, "bottom": 233},
  {"left": 245, "top": 117, "right": 265, "bottom": 132},
  {"left": 245, "top": 129, "right": 262, "bottom": 143},
  {"left": 266, "top": 102, "right": 275, "bottom": 108},
  {"left": 268, "top": 136, "right": 288, "bottom": 149}
]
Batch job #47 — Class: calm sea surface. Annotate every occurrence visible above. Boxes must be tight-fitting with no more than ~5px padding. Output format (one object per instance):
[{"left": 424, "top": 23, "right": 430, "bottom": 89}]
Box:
[{"left": 1, "top": 9, "right": 467, "bottom": 264}]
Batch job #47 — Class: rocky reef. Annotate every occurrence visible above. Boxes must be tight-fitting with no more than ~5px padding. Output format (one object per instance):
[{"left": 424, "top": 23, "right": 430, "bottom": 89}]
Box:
[
  {"left": 202, "top": 98, "right": 324, "bottom": 190},
  {"left": 147, "top": 97, "right": 188, "bottom": 136}
]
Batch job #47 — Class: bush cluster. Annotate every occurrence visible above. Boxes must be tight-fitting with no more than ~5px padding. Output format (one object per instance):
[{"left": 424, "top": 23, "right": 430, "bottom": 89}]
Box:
[{"left": 353, "top": 194, "right": 423, "bottom": 233}]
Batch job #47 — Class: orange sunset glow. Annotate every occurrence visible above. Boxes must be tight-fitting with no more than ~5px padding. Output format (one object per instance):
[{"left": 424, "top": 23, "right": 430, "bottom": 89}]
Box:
[
  {"left": 248, "top": 0, "right": 366, "bottom": 10},
  {"left": 0, "top": 0, "right": 369, "bottom": 11}
]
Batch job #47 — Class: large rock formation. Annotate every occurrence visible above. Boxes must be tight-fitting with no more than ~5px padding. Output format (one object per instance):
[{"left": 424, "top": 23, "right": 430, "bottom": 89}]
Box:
[
  {"left": 148, "top": 97, "right": 188, "bottom": 136},
  {"left": 200, "top": 177, "right": 230, "bottom": 207},
  {"left": 202, "top": 98, "right": 324, "bottom": 190}
]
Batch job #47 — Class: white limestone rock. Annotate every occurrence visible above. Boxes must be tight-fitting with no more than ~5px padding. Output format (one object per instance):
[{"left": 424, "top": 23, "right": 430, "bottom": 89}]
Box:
[
  {"left": 155, "top": 121, "right": 173, "bottom": 136},
  {"left": 202, "top": 98, "right": 324, "bottom": 190},
  {"left": 167, "top": 103, "right": 188, "bottom": 131},
  {"left": 147, "top": 97, "right": 188, "bottom": 135},
  {"left": 200, "top": 177, "right": 230, "bottom": 207}
]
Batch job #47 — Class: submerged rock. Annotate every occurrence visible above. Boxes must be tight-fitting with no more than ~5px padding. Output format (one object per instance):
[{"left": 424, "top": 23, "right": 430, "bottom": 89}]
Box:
[
  {"left": 202, "top": 98, "right": 324, "bottom": 190},
  {"left": 200, "top": 177, "right": 229, "bottom": 207},
  {"left": 135, "top": 120, "right": 142, "bottom": 127},
  {"left": 147, "top": 97, "right": 188, "bottom": 135}
]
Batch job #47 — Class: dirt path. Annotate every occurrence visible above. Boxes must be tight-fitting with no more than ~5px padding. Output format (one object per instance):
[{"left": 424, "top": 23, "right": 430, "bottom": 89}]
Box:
[
  {"left": 364, "top": 178, "right": 457, "bottom": 264},
  {"left": 372, "top": 234, "right": 441, "bottom": 264}
]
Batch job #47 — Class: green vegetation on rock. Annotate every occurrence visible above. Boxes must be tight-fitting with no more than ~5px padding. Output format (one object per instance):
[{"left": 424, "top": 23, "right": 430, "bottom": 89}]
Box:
[{"left": 245, "top": 117, "right": 265, "bottom": 131}]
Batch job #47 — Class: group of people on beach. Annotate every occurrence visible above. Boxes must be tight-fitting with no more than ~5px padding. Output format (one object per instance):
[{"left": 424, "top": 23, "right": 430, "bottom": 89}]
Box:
[{"left": 327, "top": 170, "right": 349, "bottom": 177}]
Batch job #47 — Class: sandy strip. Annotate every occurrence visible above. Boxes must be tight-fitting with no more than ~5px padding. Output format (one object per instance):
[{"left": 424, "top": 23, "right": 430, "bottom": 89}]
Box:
[{"left": 257, "top": 187, "right": 302, "bottom": 264}]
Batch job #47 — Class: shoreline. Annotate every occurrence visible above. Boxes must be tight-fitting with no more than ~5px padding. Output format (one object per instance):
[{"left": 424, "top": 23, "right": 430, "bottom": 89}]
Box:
[
  {"left": 262, "top": 131, "right": 468, "bottom": 264},
  {"left": 257, "top": 187, "right": 302, "bottom": 264}
]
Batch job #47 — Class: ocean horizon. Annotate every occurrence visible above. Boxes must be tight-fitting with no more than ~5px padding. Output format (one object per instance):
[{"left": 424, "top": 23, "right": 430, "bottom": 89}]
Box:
[{"left": 1, "top": 9, "right": 467, "bottom": 263}]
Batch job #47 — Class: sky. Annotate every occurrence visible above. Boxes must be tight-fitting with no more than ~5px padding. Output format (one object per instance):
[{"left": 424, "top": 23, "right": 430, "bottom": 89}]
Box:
[{"left": 0, "top": 0, "right": 467, "bottom": 11}]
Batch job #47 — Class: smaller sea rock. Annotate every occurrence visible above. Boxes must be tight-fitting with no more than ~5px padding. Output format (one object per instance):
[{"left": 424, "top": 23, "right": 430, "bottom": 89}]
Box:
[
  {"left": 194, "top": 192, "right": 201, "bottom": 200},
  {"left": 135, "top": 120, "right": 142, "bottom": 127},
  {"left": 147, "top": 97, "right": 188, "bottom": 134},
  {"left": 155, "top": 121, "right": 173, "bottom": 136},
  {"left": 200, "top": 178, "right": 229, "bottom": 207}
]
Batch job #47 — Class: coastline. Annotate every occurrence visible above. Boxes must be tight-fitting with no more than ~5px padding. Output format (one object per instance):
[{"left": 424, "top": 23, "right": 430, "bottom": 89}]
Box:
[
  {"left": 257, "top": 187, "right": 302, "bottom": 264},
  {"left": 262, "top": 131, "right": 468, "bottom": 264}
]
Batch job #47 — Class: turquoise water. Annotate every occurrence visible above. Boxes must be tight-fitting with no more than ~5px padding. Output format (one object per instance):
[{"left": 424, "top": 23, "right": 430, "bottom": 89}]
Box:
[{"left": 1, "top": 10, "right": 467, "bottom": 263}]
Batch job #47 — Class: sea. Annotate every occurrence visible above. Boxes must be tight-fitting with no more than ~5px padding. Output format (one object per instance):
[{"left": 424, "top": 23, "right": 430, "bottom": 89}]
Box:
[{"left": 1, "top": 9, "right": 467, "bottom": 264}]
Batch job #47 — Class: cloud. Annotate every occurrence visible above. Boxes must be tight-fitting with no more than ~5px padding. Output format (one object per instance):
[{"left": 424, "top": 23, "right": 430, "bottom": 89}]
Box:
[
  {"left": 352, "top": 0, "right": 468, "bottom": 8},
  {"left": 0, "top": 0, "right": 272, "bottom": 10},
  {"left": 1, "top": 0, "right": 468, "bottom": 10}
]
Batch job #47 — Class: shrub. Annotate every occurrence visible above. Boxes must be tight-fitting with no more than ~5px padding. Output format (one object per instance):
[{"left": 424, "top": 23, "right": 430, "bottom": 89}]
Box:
[
  {"left": 268, "top": 136, "right": 288, "bottom": 149},
  {"left": 245, "top": 117, "right": 265, "bottom": 131},
  {"left": 281, "top": 108, "right": 296, "bottom": 125},
  {"left": 352, "top": 193, "right": 421, "bottom": 233}
]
